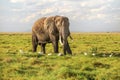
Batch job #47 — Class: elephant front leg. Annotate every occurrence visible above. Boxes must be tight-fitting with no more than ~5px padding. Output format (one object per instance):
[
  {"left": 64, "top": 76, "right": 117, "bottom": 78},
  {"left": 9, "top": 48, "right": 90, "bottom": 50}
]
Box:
[
  {"left": 63, "top": 42, "right": 67, "bottom": 55},
  {"left": 32, "top": 44, "right": 37, "bottom": 52},
  {"left": 66, "top": 41, "right": 72, "bottom": 55},
  {"left": 41, "top": 44, "right": 46, "bottom": 54},
  {"left": 52, "top": 41, "right": 59, "bottom": 53}
]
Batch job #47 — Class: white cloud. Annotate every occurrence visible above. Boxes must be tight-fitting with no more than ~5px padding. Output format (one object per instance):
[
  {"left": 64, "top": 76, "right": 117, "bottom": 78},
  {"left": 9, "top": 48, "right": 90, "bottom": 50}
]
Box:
[
  {"left": 40, "top": 8, "right": 56, "bottom": 15},
  {"left": 21, "top": 7, "right": 57, "bottom": 22},
  {"left": 81, "top": 13, "right": 106, "bottom": 21},
  {"left": 90, "top": 5, "right": 110, "bottom": 13},
  {"left": 12, "top": 8, "right": 24, "bottom": 12},
  {"left": 105, "top": 15, "right": 120, "bottom": 23},
  {"left": 1, "top": 0, "right": 119, "bottom": 32},
  {"left": 35, "top": 0, "right": 57, "bottom": 5},
  {"left": 19, "top": 0, "right": 115, "bottom": 23},
  {"left": 22, "top": 13, "right": 36, "bottom": 22},
  {"left": 80, "top": 0, "right": 113, "bottom": 7},
  {"left": 10, "top": 0, "right": 26, "bottom": 3}
]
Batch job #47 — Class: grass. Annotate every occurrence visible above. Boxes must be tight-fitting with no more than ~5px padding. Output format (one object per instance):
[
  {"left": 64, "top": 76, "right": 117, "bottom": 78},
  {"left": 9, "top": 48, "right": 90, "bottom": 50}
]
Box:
[{"left": 0, "top": 32, "right": 120, "bottom": 80}]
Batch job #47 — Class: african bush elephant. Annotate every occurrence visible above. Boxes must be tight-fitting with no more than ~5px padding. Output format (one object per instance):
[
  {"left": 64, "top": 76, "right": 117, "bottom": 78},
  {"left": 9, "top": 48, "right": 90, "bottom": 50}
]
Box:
[{"left": 32, "top": 15, "right": 72, "bottom": 55}]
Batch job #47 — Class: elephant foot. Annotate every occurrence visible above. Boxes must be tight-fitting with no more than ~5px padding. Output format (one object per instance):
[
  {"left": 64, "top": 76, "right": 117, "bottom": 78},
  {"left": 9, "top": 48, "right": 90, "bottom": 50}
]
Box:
[{"left": 32, "top": 50, "right": 36, "bottom": 52}]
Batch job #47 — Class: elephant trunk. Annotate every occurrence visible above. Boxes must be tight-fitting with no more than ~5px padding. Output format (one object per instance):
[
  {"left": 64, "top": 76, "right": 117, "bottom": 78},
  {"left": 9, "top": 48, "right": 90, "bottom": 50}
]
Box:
[
  {"left": 59, "top": 26, "right": 69, "bottom": 45},
  {"left": 61, "top": 27, "right": 70, "bottom": 55}
]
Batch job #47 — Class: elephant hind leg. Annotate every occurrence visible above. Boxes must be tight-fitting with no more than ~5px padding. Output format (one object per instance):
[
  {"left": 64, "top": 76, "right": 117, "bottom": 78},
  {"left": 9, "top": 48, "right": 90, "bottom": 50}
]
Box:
[
  {"left": 41, "top": 44, "right": 46, "bottom": 54},
  {"left": 32, "top": 33, "right": 38, "bottom": 52}
]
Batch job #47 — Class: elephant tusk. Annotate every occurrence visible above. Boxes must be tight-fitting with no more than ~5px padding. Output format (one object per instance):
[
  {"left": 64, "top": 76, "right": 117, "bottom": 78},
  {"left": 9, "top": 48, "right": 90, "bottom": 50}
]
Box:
[{"left": 59, "top": 35, "right": 63, "bottom": 45}]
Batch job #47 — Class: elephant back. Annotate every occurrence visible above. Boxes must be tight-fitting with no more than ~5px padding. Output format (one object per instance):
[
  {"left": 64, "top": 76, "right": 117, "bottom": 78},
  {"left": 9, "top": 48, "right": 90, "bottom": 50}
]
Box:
[{"left": 32, "top": 17, "right": 46, "bottom": 34}]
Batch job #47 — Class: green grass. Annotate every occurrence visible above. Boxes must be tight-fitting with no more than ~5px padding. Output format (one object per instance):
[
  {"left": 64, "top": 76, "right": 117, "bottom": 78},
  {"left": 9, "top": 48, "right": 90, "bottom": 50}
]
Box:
[{"left": 0, "top": 33, "right": 120, "bottom": 80}]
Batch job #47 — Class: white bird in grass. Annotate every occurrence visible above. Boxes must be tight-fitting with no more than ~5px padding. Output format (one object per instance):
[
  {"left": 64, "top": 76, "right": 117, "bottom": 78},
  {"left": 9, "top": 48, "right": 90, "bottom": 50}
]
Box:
[
  {"left": 38, "top": 52, "right": 44, "bottom": 55},
  {"left": 48, "top": 53, "right": 52, "bottom": 56},
  {"left": 19, "top": 49, "right": 24, "bottom": 54},
  {"left": 92, "top": 53, "right": 96, "bottom": 56},
  {"left": 84, "top": 52, "right": 88, "bottom": 56},
  {"left": 109, "top": 53, "right": 113, "bottom": 57},
  {"left": 58, "top": 53, "right": 63, "bottom": 56},
  {"left": 103, "top": 54, "right": 106, "bottom": 57}
]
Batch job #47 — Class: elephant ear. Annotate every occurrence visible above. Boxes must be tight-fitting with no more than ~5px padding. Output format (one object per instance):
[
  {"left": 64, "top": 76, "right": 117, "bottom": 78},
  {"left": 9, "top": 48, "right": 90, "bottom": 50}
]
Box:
[
  {"left": 55, "top": 16, "right": 61, "bottom": 27},
  {"left": 44, "top": 18, "right": 50, "bottom": 30},
  {"left": 44, "top": 17, "right": 57, "bottom": 34},
  {"left": 54, "top": 16, "right": 62, "bottom": 32}
]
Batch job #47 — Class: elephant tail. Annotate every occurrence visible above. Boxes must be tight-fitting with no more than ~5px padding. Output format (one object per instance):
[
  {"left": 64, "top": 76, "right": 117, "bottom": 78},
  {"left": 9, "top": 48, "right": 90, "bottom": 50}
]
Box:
[{"left": 69, "top": 35, "right": 73, "bottom": 40}]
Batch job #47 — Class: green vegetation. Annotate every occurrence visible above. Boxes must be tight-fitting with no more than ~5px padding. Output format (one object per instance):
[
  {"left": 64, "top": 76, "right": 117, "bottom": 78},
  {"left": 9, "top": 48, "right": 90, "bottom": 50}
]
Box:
[{"left": 0, "top": 33, "right": 120, "bottom": 80}]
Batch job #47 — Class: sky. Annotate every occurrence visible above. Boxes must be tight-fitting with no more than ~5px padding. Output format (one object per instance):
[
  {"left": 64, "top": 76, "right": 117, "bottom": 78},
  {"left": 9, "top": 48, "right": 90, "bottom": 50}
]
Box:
[{"left": 0, "top": 0, "right": 120, "bottom": 32}]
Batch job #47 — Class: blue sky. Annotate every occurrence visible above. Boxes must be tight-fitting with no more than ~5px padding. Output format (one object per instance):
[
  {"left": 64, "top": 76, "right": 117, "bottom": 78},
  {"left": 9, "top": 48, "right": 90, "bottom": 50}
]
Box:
[{"left": 0, "top": 0, "right": 120, "bottom": 32}]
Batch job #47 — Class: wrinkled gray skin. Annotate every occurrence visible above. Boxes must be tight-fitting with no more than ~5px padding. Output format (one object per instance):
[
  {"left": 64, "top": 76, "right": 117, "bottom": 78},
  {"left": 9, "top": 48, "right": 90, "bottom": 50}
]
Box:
[{"left": 32, "top": 16, "right": 72, "bottom": 55}]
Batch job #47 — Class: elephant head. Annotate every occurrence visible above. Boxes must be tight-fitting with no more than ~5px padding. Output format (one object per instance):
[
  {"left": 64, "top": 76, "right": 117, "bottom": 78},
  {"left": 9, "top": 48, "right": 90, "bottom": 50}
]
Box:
[{"left": 44, "top": 16, "right": 72, "bottom": 55}]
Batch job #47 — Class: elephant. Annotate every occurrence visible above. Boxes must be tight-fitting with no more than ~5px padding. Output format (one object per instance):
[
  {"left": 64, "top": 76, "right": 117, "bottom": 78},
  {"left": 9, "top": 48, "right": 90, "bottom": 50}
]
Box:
[{"left": 32, "top": 15, "right": 72, "bottom": 55}]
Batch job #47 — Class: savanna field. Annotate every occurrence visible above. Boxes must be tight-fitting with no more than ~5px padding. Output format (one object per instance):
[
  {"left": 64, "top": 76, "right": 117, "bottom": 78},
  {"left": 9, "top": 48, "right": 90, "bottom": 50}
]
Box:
[{"left": 0, "top": 33, "right": 120, "bottom": 80}]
